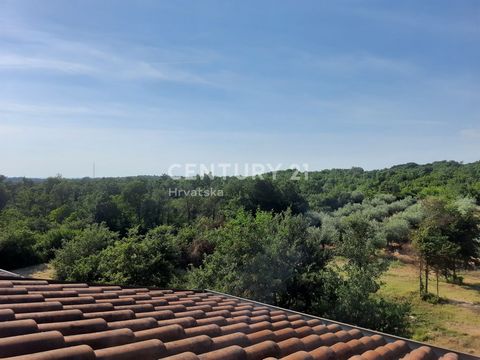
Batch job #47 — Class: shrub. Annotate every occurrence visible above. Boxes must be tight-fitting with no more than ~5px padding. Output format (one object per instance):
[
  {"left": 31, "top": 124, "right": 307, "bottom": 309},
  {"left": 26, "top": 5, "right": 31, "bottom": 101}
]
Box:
[
  {"left": 97, "top": 226, "right": 180, "bottom": 287},
  {"left": 382, "top": 216, "right": 411, "bottom": 246},
  {"left": 53, "top": 223, "right": 118, "bottom": 281},
  {"left": 186, "top": 210, "right": 324, "bottom": 305},
  {"left": 34, "top": 226, "right": 78, "bottom": 261},
  {"left": 0, "top": 227, "right": 38, "bottom": 270}
]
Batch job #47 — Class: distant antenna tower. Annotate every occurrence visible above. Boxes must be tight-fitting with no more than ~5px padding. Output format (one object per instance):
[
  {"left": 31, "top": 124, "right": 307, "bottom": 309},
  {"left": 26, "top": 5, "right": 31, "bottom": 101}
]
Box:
[{"left": 93, "top": 162, "right": 96, "bottom": 179}]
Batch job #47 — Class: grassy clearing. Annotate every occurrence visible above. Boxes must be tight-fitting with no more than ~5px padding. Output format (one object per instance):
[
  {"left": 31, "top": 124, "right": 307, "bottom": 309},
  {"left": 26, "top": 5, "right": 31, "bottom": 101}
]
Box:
[{"left": 380, "top": 261, "right": 480, "bottom": 355}]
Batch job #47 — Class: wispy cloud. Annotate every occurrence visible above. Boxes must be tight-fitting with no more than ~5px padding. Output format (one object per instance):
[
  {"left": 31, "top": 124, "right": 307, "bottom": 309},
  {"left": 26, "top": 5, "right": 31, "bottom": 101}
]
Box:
[
  {"left": 0, "top": 22, "right": 218, "bottom": 85},
  {"left": 0, "top": 54, "right": 95, "bottom": 74},
  {"left": 0, "top": 101, "right": 121, "bottom": 117},
  {"left": 0, "top": 101, "right": 186, "bottom": 131},
  {"left": 302, "top": 52, "right": 417, "bottom": 75},
  {"left": 120, "top": 61, "right": 212, "bottom": 84},
  {"left": 0, "top": 100, "right": 240, "bottom": 133}
]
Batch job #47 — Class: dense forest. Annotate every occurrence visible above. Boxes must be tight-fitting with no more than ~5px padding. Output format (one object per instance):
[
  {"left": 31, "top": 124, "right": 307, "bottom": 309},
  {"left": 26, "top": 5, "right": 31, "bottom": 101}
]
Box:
[{"left": 1, "top": 160, "right": 479, "bottom": 336}]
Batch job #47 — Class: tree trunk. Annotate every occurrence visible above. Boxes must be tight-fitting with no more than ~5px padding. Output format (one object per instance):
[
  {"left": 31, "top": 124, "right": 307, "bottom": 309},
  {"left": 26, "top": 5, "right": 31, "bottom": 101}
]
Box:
[
  {"left": 419, "top": 257, "right": 424, "bottom": 295},
  {"left": 436, "top": 269, "right": 439, "bottom": 297},
  {"left": 425, "top": 263, "right": 429, "bottom": 294}
]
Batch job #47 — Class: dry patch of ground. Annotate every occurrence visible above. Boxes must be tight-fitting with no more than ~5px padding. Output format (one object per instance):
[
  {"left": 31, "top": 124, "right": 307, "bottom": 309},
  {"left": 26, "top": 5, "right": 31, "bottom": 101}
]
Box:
[{"left": 13, "top": 263, "right": 55, "bottom": 279}]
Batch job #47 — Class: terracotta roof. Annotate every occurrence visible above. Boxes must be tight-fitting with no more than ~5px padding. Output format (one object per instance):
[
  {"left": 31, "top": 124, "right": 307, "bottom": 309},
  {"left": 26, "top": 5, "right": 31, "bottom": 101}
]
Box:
[{"left": 0, "top": 277, "right": 476, "bottom": 360}]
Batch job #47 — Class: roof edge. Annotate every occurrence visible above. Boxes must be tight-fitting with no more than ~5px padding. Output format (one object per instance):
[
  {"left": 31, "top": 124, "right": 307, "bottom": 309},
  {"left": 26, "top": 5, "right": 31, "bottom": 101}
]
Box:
[
  {"left": 0, "top": 269, "right": 23, "bottom": 278},
  {"left": 206, "top": 289, "right": 479, "bottom": 360},
  {"left": 1, "top": 272, "right": 475, "bottom": 359}
]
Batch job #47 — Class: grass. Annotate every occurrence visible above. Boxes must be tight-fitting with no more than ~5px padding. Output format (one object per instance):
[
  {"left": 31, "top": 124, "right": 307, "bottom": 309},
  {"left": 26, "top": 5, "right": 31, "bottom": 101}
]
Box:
[
  {"left": 380, "top": 261, "right": 480, "bottom": 355},
  {"left": 13, "top": 263, "right": 55, "bottom": 279}
]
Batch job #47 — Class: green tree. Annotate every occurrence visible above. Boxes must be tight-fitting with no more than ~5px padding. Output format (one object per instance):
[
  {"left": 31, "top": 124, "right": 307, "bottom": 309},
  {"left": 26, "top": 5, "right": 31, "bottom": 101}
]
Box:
[
  {"left": 53, "top": 223, "right": 118, "bottom": 281},
  {"left": 382, "top": 216, "right": 411, "bottom": 249},
  {"left": 94, "top": 195, "right": 127, "bottom": 232},
  {"left": 97, "top": 226, "right": 180, "bottom": 286},
  {"left": 413, "top": 225, "right": 454, "bottom": 296},
  {"left": 0, "top": 226, "right": 38, "bottom": 269},
  {"left": 34, "top": 226, "right": 78, "bottom": 261},
  {"left": 120, "top": 180, "right": 148, "bottom": 223},
  {"left": 0, "top": 178, "right": 8, "bottom": 211},
  {"left": 413, "top": 197, "right": 479, "bottom": 297},
  {"left": 187, "top": 210, "right": 326, "bottom": 306},
  {"left": 323, "top": 214, "right": 410, "bottom": 335}
]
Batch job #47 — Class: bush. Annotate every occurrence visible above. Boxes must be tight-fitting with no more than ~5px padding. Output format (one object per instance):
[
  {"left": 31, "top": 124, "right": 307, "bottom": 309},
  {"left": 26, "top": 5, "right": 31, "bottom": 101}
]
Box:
[
  {"left": 365, "top": 298, "right": 411, "bottom": 336},
  {"left": 0, "top": 183, "right": 8, "bottom": 210},
  {"left": 97, "top": 226, "right": 180, "bottom": 287},
  {"left": 0, "top": 227, "right": 38, "bottom": 270},
  {"left": 447, "top": 275, "right": 464, "bottom": 285},
  {"left": 421, "top": 292, "right": 442, "bottom": 304},
  {"left": 186, "top": 210, "right": 324, "bottom": 305},
  {"left": 382, "top": 216, "right": 411, "bottom": 246},
  {"left": 34, "top": 226, "right": 78, "bottom": 261},
  {"left": 53, "top": 223, "right": 118, "bottom": 281},
  {"left": 322, "top": 268, "right": 411, "bottom": 336},
  {"left": 323, "top": 213, "right": 411, "bottom": 336},
  {"left": 186, "top": 210, "right": 288, "bottom": 302}
]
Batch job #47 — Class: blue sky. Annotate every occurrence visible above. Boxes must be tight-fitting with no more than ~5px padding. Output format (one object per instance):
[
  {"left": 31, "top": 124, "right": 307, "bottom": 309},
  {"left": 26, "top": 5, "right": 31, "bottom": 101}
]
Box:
[{"left": 0, "top": 0, "right": 479, "bottom": 177}]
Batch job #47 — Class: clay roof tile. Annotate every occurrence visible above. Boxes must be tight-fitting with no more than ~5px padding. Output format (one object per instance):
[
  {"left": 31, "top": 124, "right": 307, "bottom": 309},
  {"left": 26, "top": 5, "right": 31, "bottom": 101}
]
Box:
[{"left": 0, "top": 278, "right": 468, "bottom": 360}]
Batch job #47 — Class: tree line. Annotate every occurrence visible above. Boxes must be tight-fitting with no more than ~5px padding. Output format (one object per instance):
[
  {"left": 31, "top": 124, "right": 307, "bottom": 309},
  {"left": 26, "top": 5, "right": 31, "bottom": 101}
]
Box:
[{"left": 0, "top": 160, "right": 479, "bottom": 336}]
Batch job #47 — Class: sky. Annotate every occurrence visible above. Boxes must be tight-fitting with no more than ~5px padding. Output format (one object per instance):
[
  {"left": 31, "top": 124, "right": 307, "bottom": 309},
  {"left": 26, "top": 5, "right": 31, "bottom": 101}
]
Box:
[{"left": 0, "top": 0, "right": 479, "bottom": 178}]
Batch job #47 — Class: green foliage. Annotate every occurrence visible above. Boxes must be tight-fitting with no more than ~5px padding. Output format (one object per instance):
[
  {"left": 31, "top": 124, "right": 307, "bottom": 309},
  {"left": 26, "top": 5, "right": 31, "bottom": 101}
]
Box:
[
  {"left": 187, "top": 210, "right": 294, "bottom": 302},
  {"left": 53, "top": 223, "right": 118, "bottom": 281},
  {"left": 1, "top": 160, "right": 479, "bottom": 337},
  {"left": 93, "top": 195, "right": 124, "bottom": 230},
  {"left": 324, "top": 270, "right": 411, "bottom": 335},
  {"left": 0, "top": 226, "right": 38, "bottom": 270},
  {"left": 397, "top": 202, "right": 424, "bottom": 227},
  {"left": 187, "top": 210, "right": 329, "bottom": 306},
  {"left": 323, "top": 214, "right": 410, "bottom": 335},
  {"left": 413, "top": 197, "right": 480, "bottom": 297},
  {"left": 34, "top": 226, "right": 79, "bottom": 261},
  {"left": 337, "top": 213, "right": 386, "bottom": 267},
  {"left": 185, "top": 209, "right": 411, "bottom": 334},
  {"left": 420, "top": 292, "right": 442, "bottom": 304},
  {"left": 382, "top": 216, "right": 412, "bottom": 247},
  {"left": 0, "top": 182, "right": 8, "bottom": 211},
  {"left": 97, "top": 226, "right": 180, "bottom": 286},
  {"left": 173, "top": 218, "right": 216, "bottom": 268},
  {"left": 0, "top": 208, "right": 39, "bottom": 269}
]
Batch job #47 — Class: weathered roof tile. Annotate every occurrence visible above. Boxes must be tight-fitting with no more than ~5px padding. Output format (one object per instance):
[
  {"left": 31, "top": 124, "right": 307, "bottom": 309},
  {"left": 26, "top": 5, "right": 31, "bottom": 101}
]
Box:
[{"left": 0, "top": 277, "right": 473, "bottom": 360}]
